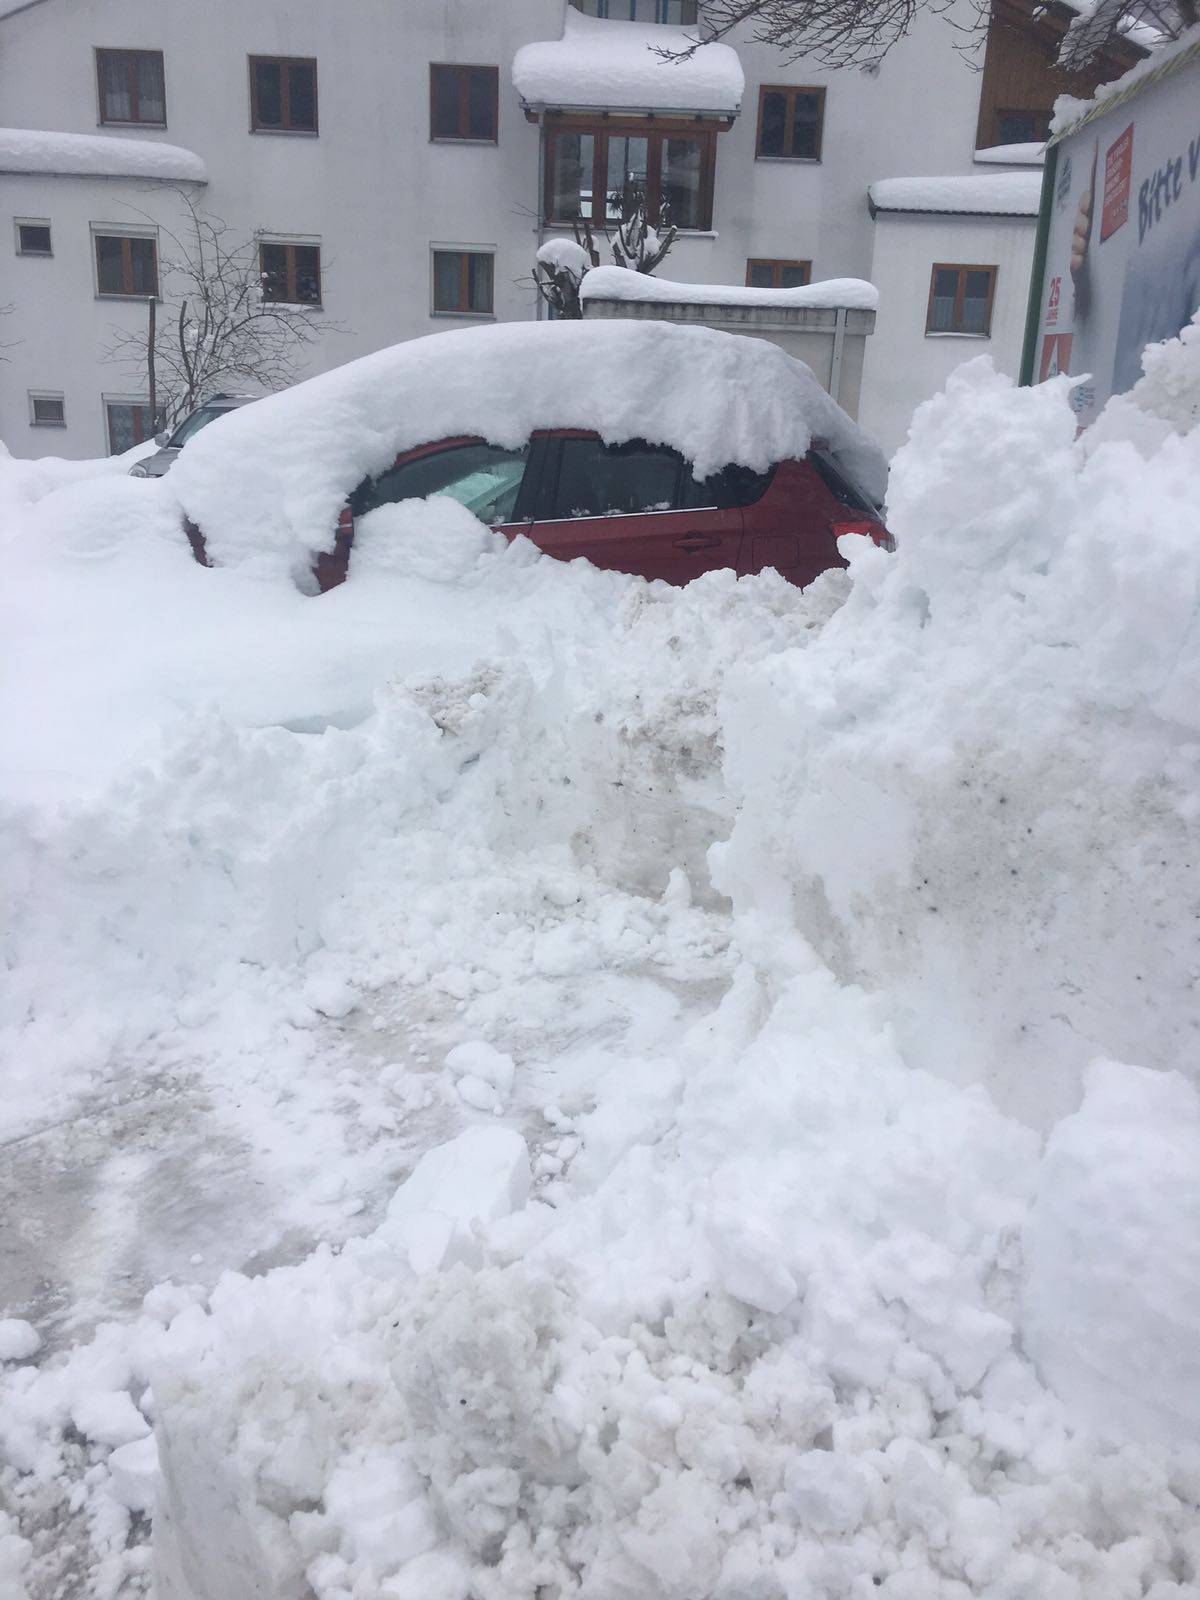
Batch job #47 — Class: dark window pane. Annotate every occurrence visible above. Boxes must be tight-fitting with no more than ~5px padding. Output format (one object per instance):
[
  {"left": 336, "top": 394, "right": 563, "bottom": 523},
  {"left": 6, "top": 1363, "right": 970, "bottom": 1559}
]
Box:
[
  {"left": 129, "top": 237, "right": 157, "bottom": 295},
  {"left": 254, "top": 60, "right": 283, "bottom": 126},
  {"left": 930, "top": 268, "right": 959, "bottom": 332},
  {"left": 661, "top": 137, "right": 702, "bottom": 228},
  {"left": 964, "top": 269, "right": 992, "bottom": 301},
  {"left": 790, "top": 92, "right": 822, "bottom": 158},
  {"left": 107, "top": 403, "right": 147, "bottom": 454},
  {"left": 98, "top": 52, "right": 132, "bottom": 121},
  {"left": 780, "top": 262, "right": 809, "bottom": 288},
  {"left": 32, "top": 396, "right": 65, "bottom": 425},
  {"left": 467, "top": 253, "right": 493, "bottom": 312},
  {"left": 432, "top": 68, "right": 460, "bottom": 137},
  {"left": 287, "top": 62, "right": 317, "bottom": 130},
  {"left": 19, "top": 224, "right": 52, "bottom": 254},
  {"left": 552, "top": 438, "right": 682, "bottom": 519},
  {"left": 747, "top": 261, "right": 773, "bottom": 288},
  {"left": 358, "top": 442, "right": 528, "bottom": 523},
  {"left": 466, "top": 70, "right": 495, "bottom": 139},
  {"left": 293, "top": 245, "right": 321, "bottom": 303},
  {"left": 759, "top": 91, "right": 786, "bottom": 156},
  {"left": 995, "top": 110, "right": 1048, "bottom": 145},
  {"left": 138, "top": 53, "right": 165, "bottom": 121},
  {"left": 552, "top": 132, "right": 593, "bottom": 221},
  {"left": 433, "top": 251, "right": 463, "bottom": 310},
  {"left": 810, "top": 449, "right": 877, "bottom": 512},
  {"left": 260, "top": 242, "right": 288, "bottom": 301},
  {"left": 606, "top": 135, "right": 649, "bottom": 222},
  {"left": 96, "top": 235, "right": 126, "bottom": 294}
]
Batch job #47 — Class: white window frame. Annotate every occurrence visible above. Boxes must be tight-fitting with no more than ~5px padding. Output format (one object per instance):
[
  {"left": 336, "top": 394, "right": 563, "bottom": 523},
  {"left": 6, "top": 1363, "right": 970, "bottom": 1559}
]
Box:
[
  {"left": 15, "top": 217, "right": 53, "bottom": 256},
  {"left": 28, "top": 390, "right": 66, "bottom": 427}
]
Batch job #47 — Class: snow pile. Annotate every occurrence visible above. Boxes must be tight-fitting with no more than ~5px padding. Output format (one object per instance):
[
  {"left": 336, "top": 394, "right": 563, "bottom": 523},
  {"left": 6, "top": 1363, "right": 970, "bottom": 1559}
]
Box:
[
  {"left": 0, "top": 127, "right": 207, "bottom": 182},
  {"left": 170, "top": 319, "right": 888, "bottom": 576},
  {"left": 868, "top": 172, "right": 1043, "bottom": 215},
  {"left": 581, "top": 267, "right": 880, "bottom": 311},
  {"left": 512, "top": 9, "right": 744, "bottom": 114}
]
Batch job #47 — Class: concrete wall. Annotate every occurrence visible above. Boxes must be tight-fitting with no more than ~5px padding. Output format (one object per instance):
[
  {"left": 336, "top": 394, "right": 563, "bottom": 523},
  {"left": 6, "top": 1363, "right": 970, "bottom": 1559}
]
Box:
[
  {"left": 1, "top": 0, "right": 995, "bottom": 458},
  {"left": 857, "top": 210, "right": 1036, "bottom": 456}
]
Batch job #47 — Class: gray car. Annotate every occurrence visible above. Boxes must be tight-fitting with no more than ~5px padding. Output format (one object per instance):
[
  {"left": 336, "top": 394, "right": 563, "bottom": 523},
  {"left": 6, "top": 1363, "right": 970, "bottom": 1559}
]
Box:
[{"left": 128, "top": 393, "right": 257, "bottom": 478}]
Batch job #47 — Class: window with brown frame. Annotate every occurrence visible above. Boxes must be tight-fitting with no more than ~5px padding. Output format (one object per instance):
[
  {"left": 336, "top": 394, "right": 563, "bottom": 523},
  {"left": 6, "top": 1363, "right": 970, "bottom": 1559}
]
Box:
[
  {"left": 259, "top": 241, "right": 322, "bottom": 305},
  {"left": 96, "top": 48, "right": 165, "bottom": 125},
  {"left": 926, "top": 264, "right": 997, "bottom": 336},
  {"left": 570, "top": 0, "right": 699, "bottom": 19},
  {"left": 756, "top": 86, "right": 825, "bottom": 160},
  {"left": 993, "top": 107, "right": 1052, "bottom": 145},
  {"left": 746, "top": 258, "right": 811, "bottom": 289},
  {"left": 430, "top": 65, "right": 499, "bottom": 142},
  {"left": 431, "top": 250, "right": 494, "bottom": 315},
  {"left": 250, "top": 56, "right": 318, "bottom": 133},
  {"left": 94, "top": 233, "right": 158, "bottom": 297},
  {"left": 106, "top": 400, "right": 151, "bottom": 454},
  {"left": 544, "top": 117, "right": 717, "bottom": 231}
]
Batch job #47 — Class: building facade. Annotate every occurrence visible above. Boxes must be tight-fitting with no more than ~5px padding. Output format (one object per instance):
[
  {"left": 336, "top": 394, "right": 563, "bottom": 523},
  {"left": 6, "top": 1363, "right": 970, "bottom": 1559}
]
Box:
[{"left": 0, "top": 0, "right": 1140, "bottom": 459}]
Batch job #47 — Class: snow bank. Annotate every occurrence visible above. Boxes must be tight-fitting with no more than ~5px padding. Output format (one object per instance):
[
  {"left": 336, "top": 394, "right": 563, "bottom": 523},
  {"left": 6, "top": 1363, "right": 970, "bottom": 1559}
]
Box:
[
  {"left": 512, "top": 9, "right": 743, "bottom": 113},
  {"left": 580, "top": 266, "right": 880, "bottom": 311},
  {"left": 0, "top": 126, "right": 207, "bottom": 182},
  {"left": 868, "top": 172, "right": 1043, "bottom": 215},
  {"left": 170, "top": 319, "right": 888, "bottom": 575}
]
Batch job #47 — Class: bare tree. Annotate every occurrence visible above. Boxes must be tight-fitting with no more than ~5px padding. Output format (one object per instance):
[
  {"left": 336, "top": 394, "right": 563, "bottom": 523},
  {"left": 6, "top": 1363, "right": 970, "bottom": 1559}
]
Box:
[
  {"left": 104, "top": 189, "right": 335, "bottom": 429},
  {"left": 533, "top": 188, "right": 679, "bottom": 319},
  {"left": 662, "top": 0, "right": 1193, "bottom": 73}
]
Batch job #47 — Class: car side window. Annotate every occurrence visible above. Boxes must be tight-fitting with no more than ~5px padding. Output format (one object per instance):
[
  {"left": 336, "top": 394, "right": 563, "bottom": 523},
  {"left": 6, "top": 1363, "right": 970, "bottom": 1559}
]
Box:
[
  {"left": 549, "top": 437, "right": 682, "bottom": 519},
  {"left": 355, "top": 441, "right": 529, "bottom": 524},
  {"left": 678, "top": 462, "right": 774, "bottom": 509},
  {"left": 809, "top": 449, "right": 877, "bottom": 514}
]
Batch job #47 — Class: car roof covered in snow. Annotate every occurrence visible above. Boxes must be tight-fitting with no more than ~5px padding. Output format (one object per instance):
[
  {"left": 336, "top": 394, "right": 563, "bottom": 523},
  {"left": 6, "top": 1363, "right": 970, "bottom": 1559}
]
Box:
[{"left": 171, "top": 318, "right": 888, "bottom": 575}]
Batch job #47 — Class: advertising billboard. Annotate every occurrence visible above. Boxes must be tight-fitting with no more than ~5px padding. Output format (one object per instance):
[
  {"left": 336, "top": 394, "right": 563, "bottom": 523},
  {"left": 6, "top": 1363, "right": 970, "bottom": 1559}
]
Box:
[{"left": 1022, "top": 40, "right": 1200, "bottom": 425}]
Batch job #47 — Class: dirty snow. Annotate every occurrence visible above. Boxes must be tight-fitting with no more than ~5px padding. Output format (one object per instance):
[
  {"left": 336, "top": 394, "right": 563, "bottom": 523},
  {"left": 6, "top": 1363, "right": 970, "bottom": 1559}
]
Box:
[{"left": 3, "top": 317, "right": 1200, "bottom": 1598}]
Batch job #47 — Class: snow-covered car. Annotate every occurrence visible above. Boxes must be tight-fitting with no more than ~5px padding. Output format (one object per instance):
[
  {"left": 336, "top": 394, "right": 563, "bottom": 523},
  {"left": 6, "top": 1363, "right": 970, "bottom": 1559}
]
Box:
[
  {"left": 128, "top": 393, "right": 257, "bottom": 478},
  {"left": 172, "top": 321, "right": 891, "bottom": 588}
]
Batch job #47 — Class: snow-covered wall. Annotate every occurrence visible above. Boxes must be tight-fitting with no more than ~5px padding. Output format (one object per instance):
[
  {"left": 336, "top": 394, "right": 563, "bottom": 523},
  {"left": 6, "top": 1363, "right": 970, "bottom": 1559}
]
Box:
[{"left": 858, "top": 210, "right": 1036, "bottom": 454}]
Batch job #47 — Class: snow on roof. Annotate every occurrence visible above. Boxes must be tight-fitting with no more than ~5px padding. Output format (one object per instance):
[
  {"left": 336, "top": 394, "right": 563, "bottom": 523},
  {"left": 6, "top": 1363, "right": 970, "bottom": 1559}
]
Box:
[
  {"left": 868, "top": 172, "right": 1043, "bottom": 217},
  {"left": 172, "top": 319, "right": 886, "bottom": 574},
  {"left": 974, "top": 142, "right": 1046, "bottom": 166},
  {"left": 1050, "top": 22, "right": 1200, "bottom": 136},
  {"left": 512, "top": 9, "right": 743, "bottom": 114},
  {"left": 581, "top": 266, "right": 879, "bottom": 311},
  {"left": 0, "top": 126, "right": 207, "bottom": 182}
]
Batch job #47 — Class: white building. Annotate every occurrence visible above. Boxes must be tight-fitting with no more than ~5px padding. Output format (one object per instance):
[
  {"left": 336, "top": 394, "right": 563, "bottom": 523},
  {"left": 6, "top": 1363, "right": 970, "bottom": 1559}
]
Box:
[{"left": 0, "top": 0, "right": 1141, "bottom": 460}]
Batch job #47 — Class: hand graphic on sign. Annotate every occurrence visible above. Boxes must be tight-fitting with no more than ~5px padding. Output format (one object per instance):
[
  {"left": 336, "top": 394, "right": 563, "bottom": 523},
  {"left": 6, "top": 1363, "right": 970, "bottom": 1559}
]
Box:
[{"left": 1071, "top": 139, "right": 1099, "bottom": 320}]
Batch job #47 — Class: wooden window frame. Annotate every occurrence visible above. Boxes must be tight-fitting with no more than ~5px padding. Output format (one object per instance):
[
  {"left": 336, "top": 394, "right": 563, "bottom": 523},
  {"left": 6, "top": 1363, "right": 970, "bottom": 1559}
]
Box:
[
  {"left": 542, "top": 114, "right": 719, "bottom": 231},
  {"left": 429, "top": 64, "right": 499, "bottom": 143},
  {"left": 258, "top": 241, "right": 323, "bottom": 307},
  {"left": 754, "top": 85, "right": 826, "bottom": 162},
  {"left": 95, "top": 47, "right": 166, "bottom": 126},
  {"left": 16, "top": 219, "right": 53, "bottom": 256},
  {"left": 745, "top": 258, "right": 812, "bottom": 288},
  {"left": 925, "top": 263, "right": 998, "bottom": 337},
  {"left": 249, "top": 55, "right": 319, "bottom": 134},
  {"left": 29, "top": 391, "right": 66, "bottom": 428},
  {"left": 94, "top": 232, "right": 159, "bottom": 299},
  {"left": 431, "top": 249, "right": 495, "bottom": 316},
  {"left": 104, "top": 398, "right": 152, "bottom": 454}
]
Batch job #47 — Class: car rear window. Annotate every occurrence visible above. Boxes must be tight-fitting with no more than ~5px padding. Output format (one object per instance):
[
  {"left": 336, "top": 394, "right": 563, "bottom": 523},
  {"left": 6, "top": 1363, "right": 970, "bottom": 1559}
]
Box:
[{"left": 809, "top": 448, "right": 880, "bottom": 515}]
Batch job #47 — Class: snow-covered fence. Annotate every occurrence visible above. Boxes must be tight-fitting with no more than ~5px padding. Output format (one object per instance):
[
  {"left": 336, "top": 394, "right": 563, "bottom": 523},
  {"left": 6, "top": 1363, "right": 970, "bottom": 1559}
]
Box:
[{"left": 579, "top": 268, "right": 878, "bottom": 418}]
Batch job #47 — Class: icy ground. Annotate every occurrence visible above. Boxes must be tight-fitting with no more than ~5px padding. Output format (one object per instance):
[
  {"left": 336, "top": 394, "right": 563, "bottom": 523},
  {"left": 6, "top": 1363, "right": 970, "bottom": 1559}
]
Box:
[{"left": 3, "top": 329, "right": 1200, "bottom": 1600}]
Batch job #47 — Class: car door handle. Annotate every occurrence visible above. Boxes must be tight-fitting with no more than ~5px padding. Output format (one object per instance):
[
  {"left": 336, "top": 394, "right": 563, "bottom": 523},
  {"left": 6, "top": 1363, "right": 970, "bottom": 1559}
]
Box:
[{"left": 673, "top": 534, "right": 722, "bottom": 551}]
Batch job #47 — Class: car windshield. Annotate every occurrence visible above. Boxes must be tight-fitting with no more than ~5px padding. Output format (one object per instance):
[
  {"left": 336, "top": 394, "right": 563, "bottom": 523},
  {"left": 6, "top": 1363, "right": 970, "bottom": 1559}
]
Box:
[{"left": 168, "top": 404, "right": 237, "bottom": 449}]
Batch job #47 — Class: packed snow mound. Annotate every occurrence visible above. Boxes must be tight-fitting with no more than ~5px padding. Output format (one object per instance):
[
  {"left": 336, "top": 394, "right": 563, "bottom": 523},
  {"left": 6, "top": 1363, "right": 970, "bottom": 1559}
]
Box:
[
  {"left": 581, "top": 267, "right": 880, "bottom": 311},
  {"left": 0, "top": 126, "right": 207, "bottom": 182},
  {"left": 170, "top": 319, "right": 887, "bottom": 576},
  {"left": 714, "top": 328, "right": 1200, "bottom": 1129},
  {"left": 512, "top": 9, "right": 744, "bottom": 113}
]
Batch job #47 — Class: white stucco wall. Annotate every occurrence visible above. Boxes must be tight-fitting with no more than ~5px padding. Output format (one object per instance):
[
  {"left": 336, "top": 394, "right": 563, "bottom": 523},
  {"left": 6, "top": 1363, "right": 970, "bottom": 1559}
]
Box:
[
  {"left": 857, "top": 210, "right": 1037, "bottom": 456},
  {"left": 2, "top": 0, "right": 997, "bottom": 458}
]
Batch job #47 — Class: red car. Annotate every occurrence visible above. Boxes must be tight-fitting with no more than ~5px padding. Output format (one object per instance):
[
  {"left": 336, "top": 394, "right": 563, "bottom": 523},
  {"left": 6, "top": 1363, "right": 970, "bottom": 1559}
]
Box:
[{"left": 311, "top": 429, "right": 892, "bottom": 593}]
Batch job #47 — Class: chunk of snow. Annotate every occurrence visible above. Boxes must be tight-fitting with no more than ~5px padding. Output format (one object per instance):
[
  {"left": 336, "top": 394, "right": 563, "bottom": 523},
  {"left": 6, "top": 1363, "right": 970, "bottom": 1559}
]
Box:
[
  {"left": 71, "top": 1388, "right": 151, "bottom": 1447},
  {"left": 0, "top": 127, "right": 206, "bottom": 182},
  {"left": 0, "top": 1320, "right": 41, "bottom": 1362},
  {"left": 973, "top": 142, "right": 1046, "bottom": 165},
  {"left": 107, "top": 1434, "right": 160, "bottom": 1514},
  {"left": 513, "top": 10, "right": 743, "bottom": 113},
  {"left": 868, "top": 172, "right": 1043, "bottom": 215},
  {"left": 581, "top": 266, "right": 880, "bottom": 311},
  {"left": 170, "top": 319, "right": 889, "bottom": 574},
  {"left": 380, "top": 1126, "right": 530, "bottom": 1271}
]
